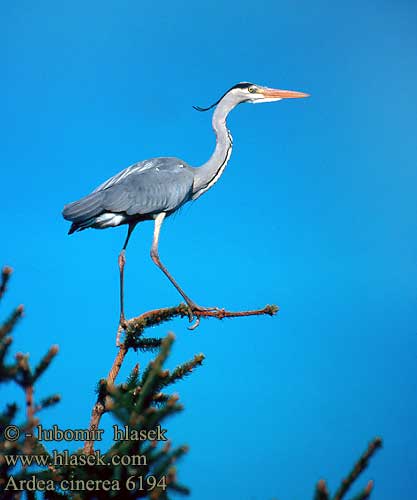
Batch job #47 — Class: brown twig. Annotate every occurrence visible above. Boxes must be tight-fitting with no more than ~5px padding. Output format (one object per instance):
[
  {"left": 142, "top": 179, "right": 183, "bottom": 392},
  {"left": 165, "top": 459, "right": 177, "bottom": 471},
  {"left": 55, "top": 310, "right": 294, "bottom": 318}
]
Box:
[
  {"left": 16, "top": 354, "right": 37, "bottom": 452},
  {"left": 130, "top": 303, "right": 278, "bottom": 323},
  {"left": 25, "top": 385, "right": 35, "bottom": 422},
  {"left": 23, "top": 384, "right": 36, "bottom": 451},
  {"left": 124, "top": 303, "right": 279, "bottom": 345},
  {"left": 0, "top": 305, "right": 24, "bottom": 340},
  {"left": 315, "top": 479, "right": 330, "bottom": 500},
  {"left": 349, "top": 480, "right": 374, "bottom": 500},
  {"left": 16, "top": 383, "right": 37, "bottom": 500},
  {"left": 333, "top": 437, "right": 382, "bottom": 500},
  {"left": 193, "top": 304, "right": 279, "bottom": 319},
  {"left": 84, "top": 302, "right": 278, "bottom": 454},
  {"left": 84, "top": 343, "right": 128, "bottom": 454},
  {"left": 0, "top": 266, "right": 13, "bottom": 300}
]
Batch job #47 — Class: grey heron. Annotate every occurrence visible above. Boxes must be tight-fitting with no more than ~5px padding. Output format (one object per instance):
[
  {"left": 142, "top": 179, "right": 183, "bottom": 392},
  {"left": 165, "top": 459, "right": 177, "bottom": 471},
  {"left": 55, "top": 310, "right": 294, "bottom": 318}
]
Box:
[{"left": 62, "top": 82, "right": 309, "bottom": 328}]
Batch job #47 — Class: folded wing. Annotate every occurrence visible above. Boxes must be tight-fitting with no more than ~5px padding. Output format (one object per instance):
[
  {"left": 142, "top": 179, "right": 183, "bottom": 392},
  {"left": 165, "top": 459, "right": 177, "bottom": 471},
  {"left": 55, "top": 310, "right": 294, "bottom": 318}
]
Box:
[{"left": 62, "top": 158, "right": 195, "bottom": 231}]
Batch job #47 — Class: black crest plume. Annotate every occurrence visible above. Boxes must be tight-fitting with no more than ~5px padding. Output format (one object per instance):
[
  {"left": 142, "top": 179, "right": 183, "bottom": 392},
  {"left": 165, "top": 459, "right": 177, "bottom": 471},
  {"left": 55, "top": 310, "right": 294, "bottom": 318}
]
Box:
[{"left": 193, "top": 82, "right": 253, "bottom": 112}]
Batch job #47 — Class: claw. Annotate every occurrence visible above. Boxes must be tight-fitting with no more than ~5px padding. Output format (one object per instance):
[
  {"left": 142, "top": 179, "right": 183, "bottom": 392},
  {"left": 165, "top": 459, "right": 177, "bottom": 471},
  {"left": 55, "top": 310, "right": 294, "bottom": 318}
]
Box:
[
  {"left": 187, "top": 316, "right": 201, "bottom": 331},
  {"left": 184, "top": 303, "right": 222, "bottom": 331},
  {"left": 185, "top": 303, "right": 199, "bottom": 329}
]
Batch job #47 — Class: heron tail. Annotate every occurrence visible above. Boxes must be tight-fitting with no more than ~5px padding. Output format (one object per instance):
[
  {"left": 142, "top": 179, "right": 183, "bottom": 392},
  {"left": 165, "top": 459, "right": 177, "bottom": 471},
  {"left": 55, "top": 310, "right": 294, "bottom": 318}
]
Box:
[{"left": 62, "top": 191, "right": 104, "bottom": 229}]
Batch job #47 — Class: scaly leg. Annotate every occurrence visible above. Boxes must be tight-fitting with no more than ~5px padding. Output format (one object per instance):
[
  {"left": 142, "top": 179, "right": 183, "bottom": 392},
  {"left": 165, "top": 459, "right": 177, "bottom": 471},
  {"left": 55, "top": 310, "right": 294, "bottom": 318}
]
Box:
[
  {"left": 150, "top": 213, "right": 219, "bottom": 329},
  {"left": 118, "top": 222, "right": 137, "bottom": 327}
]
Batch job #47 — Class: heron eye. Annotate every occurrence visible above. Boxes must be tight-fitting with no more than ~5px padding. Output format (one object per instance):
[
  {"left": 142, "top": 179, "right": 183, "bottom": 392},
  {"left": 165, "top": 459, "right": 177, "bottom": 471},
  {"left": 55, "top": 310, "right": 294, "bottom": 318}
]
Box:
[{"left": 248, "top": 86, "right": 257, "bottom": 93}]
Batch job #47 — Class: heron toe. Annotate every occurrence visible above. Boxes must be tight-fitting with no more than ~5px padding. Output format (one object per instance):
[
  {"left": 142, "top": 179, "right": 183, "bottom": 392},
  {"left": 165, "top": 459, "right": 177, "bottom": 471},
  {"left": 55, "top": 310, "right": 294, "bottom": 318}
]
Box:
[{"left": 184, "top": 302, "right": 223, "bottom": 330}]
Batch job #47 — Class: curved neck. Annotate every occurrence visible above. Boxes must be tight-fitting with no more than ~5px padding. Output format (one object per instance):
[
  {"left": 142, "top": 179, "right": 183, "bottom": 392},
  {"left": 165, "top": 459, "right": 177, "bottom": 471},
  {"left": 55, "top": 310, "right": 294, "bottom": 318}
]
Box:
[{"left": 191, "top": 94, "right": 238, "bottom": 200}]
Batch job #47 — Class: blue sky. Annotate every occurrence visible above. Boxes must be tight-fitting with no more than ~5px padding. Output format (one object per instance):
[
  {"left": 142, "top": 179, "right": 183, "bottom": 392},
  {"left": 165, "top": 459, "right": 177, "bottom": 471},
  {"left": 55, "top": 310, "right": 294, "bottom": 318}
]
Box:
[{"left": 1, "top": 0, "right": 417, "bottom": 498}]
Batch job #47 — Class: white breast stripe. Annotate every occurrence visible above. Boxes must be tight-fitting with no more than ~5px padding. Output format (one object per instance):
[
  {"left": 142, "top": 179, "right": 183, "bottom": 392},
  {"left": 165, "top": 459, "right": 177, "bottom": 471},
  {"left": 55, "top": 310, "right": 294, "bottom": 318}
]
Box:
[
  {"left": 194, "top": 146, "right": 232, "bottom": 198},
  {"left": 192, "top": 130, "right": 233, "bottom": 200}
]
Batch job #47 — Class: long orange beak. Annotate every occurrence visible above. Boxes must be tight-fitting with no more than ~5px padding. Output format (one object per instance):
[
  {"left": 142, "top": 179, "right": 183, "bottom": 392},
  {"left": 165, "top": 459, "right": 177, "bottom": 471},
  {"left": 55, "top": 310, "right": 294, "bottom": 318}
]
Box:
[{"left": 261, "top": 87, "right": 310, "bottom": 99}]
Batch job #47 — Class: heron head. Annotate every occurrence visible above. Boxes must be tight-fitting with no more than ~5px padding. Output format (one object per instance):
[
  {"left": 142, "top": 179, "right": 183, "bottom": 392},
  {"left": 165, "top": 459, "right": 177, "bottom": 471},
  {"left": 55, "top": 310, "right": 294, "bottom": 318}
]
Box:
[
  {"left": 235, "top": 82, "right": 309, "bottom": 104},
  {"left": 193, "top": 82, "right": 309, "bottom": 112}
]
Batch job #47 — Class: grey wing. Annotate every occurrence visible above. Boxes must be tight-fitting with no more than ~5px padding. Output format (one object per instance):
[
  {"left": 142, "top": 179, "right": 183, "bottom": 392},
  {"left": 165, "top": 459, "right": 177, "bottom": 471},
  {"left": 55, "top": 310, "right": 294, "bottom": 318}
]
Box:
[
  {"left": 100, "top": 161, "right": 195, "bottom": 216},
  {"left": 92, "top": 159, "right": 158, "bottom": 193},
  {"left": 63, "top": 158, "right": 194, "bottom": 227}
]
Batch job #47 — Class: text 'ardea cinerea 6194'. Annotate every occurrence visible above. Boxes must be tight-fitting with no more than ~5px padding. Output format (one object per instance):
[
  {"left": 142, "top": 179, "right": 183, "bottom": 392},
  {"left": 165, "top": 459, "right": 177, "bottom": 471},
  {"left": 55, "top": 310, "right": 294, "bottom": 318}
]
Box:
[{"left": 62, "top": 82, "right": 309, "bottom": 329}]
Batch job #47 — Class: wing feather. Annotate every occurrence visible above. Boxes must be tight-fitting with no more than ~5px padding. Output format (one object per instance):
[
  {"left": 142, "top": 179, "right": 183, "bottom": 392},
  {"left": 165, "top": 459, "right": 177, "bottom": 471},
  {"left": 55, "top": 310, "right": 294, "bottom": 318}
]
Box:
[
  {"left": 62, "top": 158, "right": 194, "bottom": 229},
  {"left": 102, "top": 164, "right": 194, "bottom": 216},
  {"left": 92, "top": 159, "right": 161, "bottom": 193},
  {"left": 62, "top": 191, "right": 104, "bottom": 223}
]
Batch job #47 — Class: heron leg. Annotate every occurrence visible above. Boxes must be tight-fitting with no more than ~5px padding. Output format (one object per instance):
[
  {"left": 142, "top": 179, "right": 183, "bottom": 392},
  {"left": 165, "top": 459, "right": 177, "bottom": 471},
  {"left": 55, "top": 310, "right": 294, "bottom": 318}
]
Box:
[
  {"left": 119, "top": 222, "right": 137, "bottom": 327},
  {"left": 151, "top": 213, "right": 215, "bottom": 325}
]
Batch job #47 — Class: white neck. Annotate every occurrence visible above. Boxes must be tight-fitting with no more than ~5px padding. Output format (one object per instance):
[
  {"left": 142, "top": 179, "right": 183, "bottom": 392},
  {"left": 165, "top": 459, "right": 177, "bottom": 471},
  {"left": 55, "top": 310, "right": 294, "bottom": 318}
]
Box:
[{"left": 191, "top": 93, "right": 238, "bottom": 200}]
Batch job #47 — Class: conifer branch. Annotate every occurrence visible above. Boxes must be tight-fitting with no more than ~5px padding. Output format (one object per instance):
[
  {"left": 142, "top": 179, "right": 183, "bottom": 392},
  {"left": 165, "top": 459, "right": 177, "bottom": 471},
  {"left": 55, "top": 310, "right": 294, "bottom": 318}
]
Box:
[
  {"left": 108, "top": 343, "right": 129, "bottom": 384},
  {"left": 332, "top": 438, "right": 382, "bottom": 500},
  {"left": 84, "top": 343, "right": 128, "bottom": 454},
  {"left": 3, "top": 266, "right": 196, "bottom": 496},
  {"left": 25, "top": 385, "right": 35, "bottom": 422},
  {"left": 0, "top": 264, "right": 384, "bottom": 499},
  {"left": 0, "top": 266, "right": 13, "bottom": 300},
  {"left": 143, "top": 395, "right": 183, "bottom": 431},
  {"left": 169, "top": 354, "right": 204, "bottom": 380},
  {"left": 134, "top": 337, "right": 163, "bottom": 351},
  {"left": 152, "top": 392, "right": 171, "bottom": 405},
  {"left": 0, "top": 305, "right": 24, "bottom": 340},
  {"left": 348, "top": 481, "right": 373, "bottom": 500},
  {"left": 0, "top": 336, "right": 13, "bottom": 368},
  {"left": 125, "top": 363, "right": 140, "bottom": 389},
  {"left": 15, "top": 352, "right": 32, "bottom": 387},
  {"left": 314, "top": 479, "right": 330, "bottom": 500},
  {"left": 10, "top": 345, "right": 60, "bottom": 478},
  {"left": 33, "top": 345, "right": 59, "bottom": 382},
  {"left": 84, "top": 335, "right": 175, "bottom": 453},
  {"left": 124, "top": 303, "right": 278, "bottom": 345},
  {"left": 86, "top": 300, "right": 276, "bottom": 454},
  {"left": 133, "top": 334, "right": 175, "bottom": 416},
  {"left": 152, "top": 444, "right": 189, "bottom": 479},
  {"left": 34, "top": 394, "right": 61, "bottom": 414},
  {"left": 22, "top": 385, "right": 37, "bottom": 472}
]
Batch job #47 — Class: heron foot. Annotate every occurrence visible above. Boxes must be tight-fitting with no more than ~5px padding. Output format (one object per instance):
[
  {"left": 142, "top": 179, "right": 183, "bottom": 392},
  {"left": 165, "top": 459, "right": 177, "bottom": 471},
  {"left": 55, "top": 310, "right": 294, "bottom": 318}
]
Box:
[
  {"left": 119, "top": 314, "right": 128, "bottom": 330},
  {"left": 185, "top": 303, "right": 222, "bottom": 331}
]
